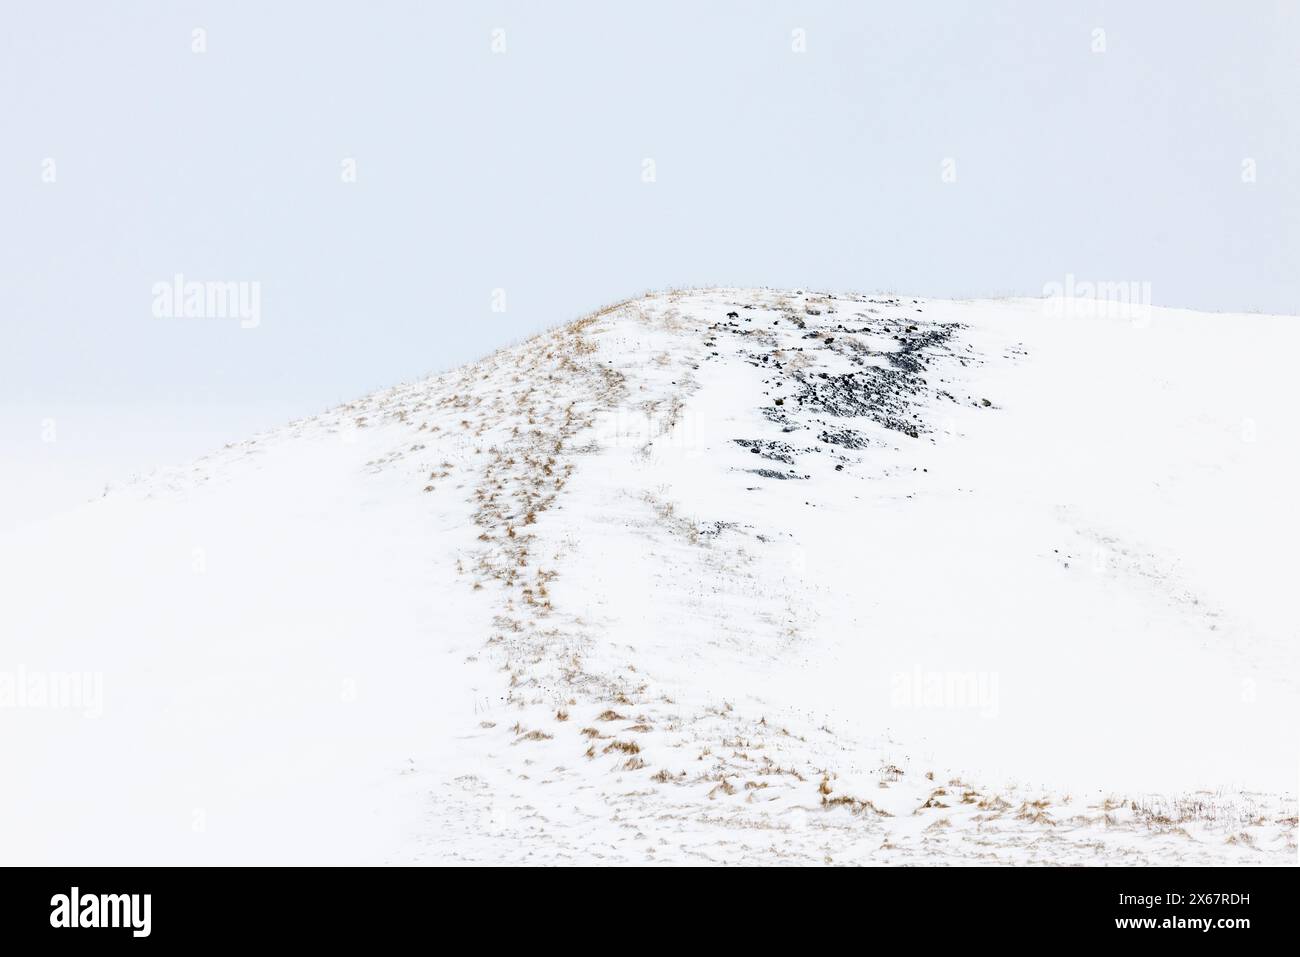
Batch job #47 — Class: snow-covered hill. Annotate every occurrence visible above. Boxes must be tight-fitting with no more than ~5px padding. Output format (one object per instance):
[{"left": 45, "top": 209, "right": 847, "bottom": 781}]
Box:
[{"left": 3, "top": 289, "right": 1296, "bottom": 865}]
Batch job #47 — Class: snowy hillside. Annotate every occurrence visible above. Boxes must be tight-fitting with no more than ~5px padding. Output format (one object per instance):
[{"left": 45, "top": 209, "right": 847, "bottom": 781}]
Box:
[{"left": 3, "top": 288, "right": 1296, "bottom": 865}]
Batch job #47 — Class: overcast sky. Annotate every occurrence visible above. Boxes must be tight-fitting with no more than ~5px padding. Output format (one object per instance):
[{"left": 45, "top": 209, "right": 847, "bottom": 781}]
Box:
[{"left": 3, "top": 1, "right": 1297, "bottom": 526}]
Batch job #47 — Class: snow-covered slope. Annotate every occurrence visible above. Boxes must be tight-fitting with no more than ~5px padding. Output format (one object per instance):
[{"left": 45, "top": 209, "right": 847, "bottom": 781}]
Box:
[{"left": 3, "top": 289, "right": 1296, "bottom": 865}]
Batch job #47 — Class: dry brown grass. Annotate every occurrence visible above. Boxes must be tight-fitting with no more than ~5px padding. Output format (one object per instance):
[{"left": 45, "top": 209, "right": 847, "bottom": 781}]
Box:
[
  {"left": 821, "top": 794, "right": 892, "bottom": 817},
  {"left": 708, "top": 778, "right": 737, "bottom": 799},
  {"left": 918, "top": 792, "right": 950, "bottom": 811},
  {"left": 602, "top": 740, "right": 641, "bottom": 756}
]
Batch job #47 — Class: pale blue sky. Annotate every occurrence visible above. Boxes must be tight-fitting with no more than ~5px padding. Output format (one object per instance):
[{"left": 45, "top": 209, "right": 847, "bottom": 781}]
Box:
[{"left": 2, "top": 1, "right": 1297, "bottom": 525}]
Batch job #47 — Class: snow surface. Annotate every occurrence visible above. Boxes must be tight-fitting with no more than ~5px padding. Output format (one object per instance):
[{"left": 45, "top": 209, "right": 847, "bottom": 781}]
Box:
[{"left": 2, "top": 289, "right": 1296, "bottom": 865}]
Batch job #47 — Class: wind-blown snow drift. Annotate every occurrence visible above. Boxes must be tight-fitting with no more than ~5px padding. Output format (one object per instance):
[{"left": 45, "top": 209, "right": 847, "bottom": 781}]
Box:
[{"left": 3, "top": 289, "right": 1296, "bottom": 865}]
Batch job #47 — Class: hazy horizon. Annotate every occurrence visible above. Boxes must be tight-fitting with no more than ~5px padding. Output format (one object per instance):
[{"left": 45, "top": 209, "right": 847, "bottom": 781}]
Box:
[{"left": 4, "top": 1, "right": 1297, "bottom": 527}]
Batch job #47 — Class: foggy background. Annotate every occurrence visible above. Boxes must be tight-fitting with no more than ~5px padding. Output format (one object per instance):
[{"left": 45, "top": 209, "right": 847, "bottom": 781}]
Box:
[{"left": 3, "top": 1, "right": 1296, "bottom": 529}]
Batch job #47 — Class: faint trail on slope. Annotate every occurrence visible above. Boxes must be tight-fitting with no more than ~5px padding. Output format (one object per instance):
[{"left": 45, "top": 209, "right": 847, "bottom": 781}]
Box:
[{"left": 403, "top": 289, "right": 1297, "bottom": 865}]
